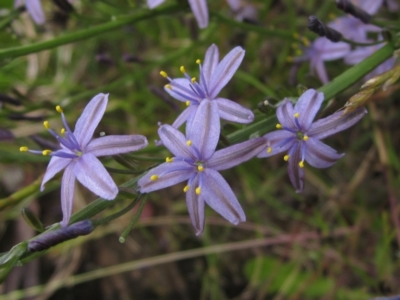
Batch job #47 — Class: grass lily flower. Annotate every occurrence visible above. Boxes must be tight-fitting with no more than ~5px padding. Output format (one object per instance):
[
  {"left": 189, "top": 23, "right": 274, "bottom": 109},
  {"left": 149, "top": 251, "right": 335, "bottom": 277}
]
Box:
[
  {"left": 257, "top": 89, "right": 367, "bottom": 192},
  {"left": 138, "top": 100, "right": 267, "bottom": 234},
  {"left": 20, "top": 94, "right": 148, "bottom": 226},
  {"left": 161, "top": 44, "right": 254, "bottom": 130},
  {"left": 14, "top": 0, "right": 45, "bottom": 25}
]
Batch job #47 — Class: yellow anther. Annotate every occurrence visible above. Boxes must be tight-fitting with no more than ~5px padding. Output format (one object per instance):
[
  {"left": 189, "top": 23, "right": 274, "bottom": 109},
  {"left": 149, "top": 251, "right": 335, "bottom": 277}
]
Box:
[
  {"left": 295, "top": 49, "right": 303, "bottom": 56},
  {"left": 186, "top": 140, "right": 192, "bottom": 146},
  {"left": 293, "top": 33, "right": 299, "bottom": 39},
  {"left": 180, "top": 66, "right": 186, "bottom": 73},
  {"left": 276, "top": 123, "right": 282, "bottom": 129},
  {"left": 160, "top": 71, "right": 168, "bottom": 78},
  {"left": 299, "top": 161, "right": 305, "bottom": 168},
  {"left": 185, "top": 101, "right": 190, "bottom": 106},
  {"left": 20, "top": 146, "right": 28, "bottom": 152},
  {"left": 267, "top": 147, "right": 272, "bottom": 153},
  {"left": 166, "top": 157, "right": 173, "bottom": 163},
  {"left": 291, "top": 43, "right": 298, "bottom": 49},
  {"left": 191, "top": 77, "right": 196, "bottom": 83},
  {"left": 286, "top": 57, "right": 294, "bottom": 63},
  {"left": 301, "top": 37, "right": 310, "bottom": 47},
  {"left": 195, "top": 187, "right": 201, "bottom": 195},
  {"left": 196, "top": 59, "right": 201, "bottom": 64},
  {"left": 150, "top": 175, "right": 159, "bottom": 181},
  {"left": 165, "top": 84, "right": 172, "bottom": 90},
  {"left": 284, "top": 155, "right": 290, "bottom": 161},
  {"left": 183, "top": 185, "right": 190, "bottom": 192},
  {"left": 56, "top": 105, "right": 63, "bottom": 113},
  {"left": 294, "top": 113, "right": 300, "bottom": 118},
  {"left": 43, "top": 121, "right": 50, "bottom": 129},
  {"left": 328, "top": 13, "right": 336, "bottom": 20},
  {"left": 197, "top": 165, "right": 204, "bottom": 172},
  {"left": 42, "top": 150, "right": 52, "bottom": 156},
  {"left": 303, "top": 135, "right": 309, "bottom": 141},
  {"left": 61, "top": 128, "right": 66, "bottom": 135}
]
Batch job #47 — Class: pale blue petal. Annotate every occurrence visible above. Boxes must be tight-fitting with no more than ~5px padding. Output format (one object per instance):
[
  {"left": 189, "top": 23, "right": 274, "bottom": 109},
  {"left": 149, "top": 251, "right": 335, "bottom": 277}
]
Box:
[
  {"left": 138, "top": 161, "right": 193, "bottom": 193},
  {"left": 313, "top": 59, "right": 329, "bottom": 84},
  {"left": 74, "top": 153, "right": 118, "bottom": 200},
  {"left": 202, "top": 44, "right": 219, "bottom": 87},
  {"left": 26, "top": 0, "right": 45, "bottom": 25},
  {"left": 257, "top": 131, "right": 295, "bottom": 158},
  {"left": 305, "top": 138, "right": 344, "bottom": 168},
  {"left": 86, "top": 135, "right": 148, "bottom": 157},
  {"left": 216, "top": 98, "right": 254, "bottom": 124},
  {"left": 172, "top": 105, "right": 197, "bottom": 130},
  {"left": 188, "top": 100, "right": 220, "bottom": 160},
  {"left": 188, "top": 0, "right": 209, "bottom": 29},
  {"left": 165, "top": 78, "right": 200, "bottom": 103},
  {"left": 209, "top": 137, "right": 268, "bottom": 170},
  {"left": 308, "top": 108, "right": 367, "bottom": 140},
  {"left": 293, "top": 89, "right": 324, "bottom": 131},
  {"left": 74, "top": 93, "right": 108, "bottom": 149},
  {"left": 276, "top": 100, "right": 297, "bottom": 130},
  {"left": 287, "top": 143, "right": 304, "bottom": 193},
  {"left": 201, "top": 169, "right": 246, "bottom": 225},
  {"left": 159, "top": 124, "right": 197, "bottom": 160},
  {"left": 147, "top": 0, "right": 165, "bottom": 9},
  {"left": 209, "top": 46, "right": 245, "bottom": 98},
  {"left": 357, "top": 0, "right": 382, "bottom": 14},
  {"left": 60, "top": 163, "right": 76, "bottom": 227},
  {"left": 185, "top": 174, "right": 205, "bottom": 235},
  {"left": 314, "top": 39, "right": 350, "bottom": 61},
  {"left": 41, "top": 156, "right": 71, "bottom": 191}
]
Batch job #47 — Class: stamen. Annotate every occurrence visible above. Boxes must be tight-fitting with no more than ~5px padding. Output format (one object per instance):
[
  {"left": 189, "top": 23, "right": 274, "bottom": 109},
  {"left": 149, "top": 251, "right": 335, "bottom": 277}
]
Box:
[
  {"left": 186, "top": 140, "right": 192, "bottom": 146},
  {"left": 42, "top": 150, "right": 52, "bottom": 156},
  {"left": 294, "top": 113, "right": 300, "bottom": 118},
  {"left": 286, "top": 57, "right": 294, "bottom": 63},
  {"left": 180, "top": 66, "right": 186, "bottom": 74},
  {"left": 295, "top": 49, "right": 303, "bottom": 56},
  {"left": 56, "top": 105, "right": 63, "bottom": 113},
  {"left": 195, "top": 187, "right": 201, "bottom": 195},
  {"left": 191, "top": 77, "right": 196, "bottom": 83},
  {"left": 166, "top": 157, "right": 173, "bottom": 163},
  {"left": 276, "top": 123, "right": 282, "bottom": 129},
  {"left": 160, "top": 71, "right": 168, "bottom": 78},
  {"left": 43, "top": 121, "right": 50, "bottom": 129},
  {"left": 185, "top": 101, "right": 190, "bottom": 106},
  {"left": 303, "top": 135, "right": 309, "bottom": 141},
  {"left": 267, "top": 147, "right": 272, "bottom": 153},
  {"left": 299, "top": 161, "right": 305, "bottom": 168},
  {"left": 61, "top": 128, "right": 66, "bottom": 135},
  {"left": 284, "top": 155, "right": 290, "bottom": 161},
  {"left": 183, "top": 185, "right": 190, "bottom": 192},
  {"left": 165, "top": 84, "right": 172, "bottom": 90},
  {"left": 293, "top": 33, "right": 299, "bottom": 39},
  {"left": 20, "top": 146, "right": 28, "bottom": 152},
  {"left": 196, "top": 59, "right": 201, "bottom": 64},
  {"left": 301, "top": 37, "right": 310, "bottom": 47},
  {"left": 150, "top": 175, "right": 159, "bottom": 181},
  {"left": 197, "top": 165, "right": 204, "bottom": 172}
]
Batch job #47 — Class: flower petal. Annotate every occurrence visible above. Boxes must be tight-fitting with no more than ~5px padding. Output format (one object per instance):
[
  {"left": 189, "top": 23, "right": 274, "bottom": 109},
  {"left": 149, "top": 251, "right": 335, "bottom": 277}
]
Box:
[
  {"left": 185, "top": 174, "right": 205, "bottom": 235},
  {"left": 305, "top": 138, "right": 344, "bottom": 168},
  {"left": 188, "top": 100, "right": 220, "bottom": 160},
  {"left": 312, "top": 58, "right": 329, "bottom": 84},
  {"left": 216, "top": 98, "right": 254, "bottom": 124},
  {"left": 41, "top": 156, "right": 71, "bottom": 191},
  {"left": 209, "top": 137, "right": 268, "bottom": 170},
  {"left": 86, "top": 135, "right": 148, "bottom": 157},
  {"left": 172, "top": 104, "right": 198, "bottom": 130},
  {"left": 26, "top": 0, "right": 45, "bottom": 24},
  {"left": 188, "top": 0, "right": 209, "bottom": 29},
  {"left": 74, "top": 93, "right": 108, "bottom": 149},
  {"left": 308, "top": 107, "right": 367, "bottom": 140},
  {"left": 287, "top": 143, "right": 304, "bottom": 193},
  {"left": 74, "top": 153, "right": 118, "bottom": 200},
  {"left": 276, "top": 99, "right": 296, "bottom": 130},
  {"left": 165, "top": 78, "right": 200, "bottom": 103},
  {"left": 147, "top": 0, "right": 165, "bottom": 9},
  {"left": 209, "top": 46, "right": 245, "bottom": 99},
  {"left": 138, "top": 161, "right": 193, "bottom": 193},
  {"left": 202, "top": 44, "right": 219, "bottom": 87},
  {"left": 60, "top": 163, "right": 76, "bottom": 227},
  {"left": 294, "top": 89, "right": 324, "bottom": 131},
  {"left": 318, "top": 41, "right": 350, "bottom": 61},
  {"left": 257, "top": 131, "right": 296, "bottom": 158},
  {"left": 201, "top": 169, "right": 246, "bottom": 225},
  {"left": 159, "top": 124, "right": 197, "bottom": 160}
]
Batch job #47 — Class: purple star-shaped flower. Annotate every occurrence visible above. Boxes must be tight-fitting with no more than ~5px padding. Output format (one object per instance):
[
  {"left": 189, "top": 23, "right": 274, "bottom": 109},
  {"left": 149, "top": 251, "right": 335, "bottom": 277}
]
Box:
[
  {"left": 138, "top": 100, "right": 267, "bottom": 234},
  {"left": 161, "top": 44, "right": 254, "bottom": 131},
  {"left": 257, "top": 89, "right": 367, "bottom": 192},
  {"left": 14, "top": 0, "right": 45, "bottom": 25},
  {"left": 147, "top": 0, "right": 208, "bottom": 28},
  {"left": 21, "top": 93, "right": 148, "bottom": 226}
]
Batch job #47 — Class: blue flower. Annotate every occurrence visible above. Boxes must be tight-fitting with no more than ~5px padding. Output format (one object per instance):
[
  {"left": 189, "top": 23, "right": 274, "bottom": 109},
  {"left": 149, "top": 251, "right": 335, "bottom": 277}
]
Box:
[{"left": 258, "top": 89, "right": 367, "bottom": 192}]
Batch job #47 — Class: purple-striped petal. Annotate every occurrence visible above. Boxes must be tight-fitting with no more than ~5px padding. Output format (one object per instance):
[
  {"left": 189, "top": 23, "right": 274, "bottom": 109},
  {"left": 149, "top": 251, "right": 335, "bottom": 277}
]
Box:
[
  {"left": 74, "top": 93, "right": 108, "bottom": 149},
  {"left": 202, "top": 44, "right": 219, "bottom": 88},
  {"left": 185, "top": 174, "right": 205, "bottom": 235},
  {"left": 257, "top": 131, "right": 296, "bottom": 158},
  {"left": 26, "top": 0, "right": 45, "bottom": 25},
  {"left": 209, "top": 46, "right": 245, "bottom": 98},
  {"left": 159, "top": 124, "right": 197, "bottom": 160},
  {"left": 188, "top": 0, "right": 209, "bottom": 29},
  {"left": 276, "top": 99, "right": 297, "bottom": 130},
  {"left": 209, "top": 137, "right": 268, "bottom": 170},
  {"left": 308, "top": 108, "right": 367, "bottom": 140},
  {"left": 74, "top": 153, "right": 118, "bottom": 200},
  {"left": 172, "top": 105, "right": 197, "bottom": 130},
  {"left": 86, "top": 135, "right": 148, "bottom": 157},
  {"left": 305, "top": 138, "right": 344, "bottom": 168},
  {"left": 201, "top": 169, "right": 246, "bottom": 225},
  {"left": 318, "top": 41, "right": 350, "bottom": 61},
  {"left": 165, "top": 78, "right": 200, "bottom": 103},
  {"left": 138, "top": 161, "right": 193, "bottom": 193},
  {"left": 147, "top": 0, "right": 165, "bottom": 9},
  {"left": 293, "top": 89, "right": 324, "bottom": 131},
  {"left": 41, "top": 156, "right": 71, "bottom": 191},
  {"left": 188, "top": 100, "right": 220, "bottom": 160},
  {"left": 216, "top": 98, "right": 254, "bottom": 124},
  {"left": 60, "top": 163, "right": 76, "bottom": 227},
  {"left": 287, "top": 143, "right": 304, "bottom": 193},
  {"left": 356, "top": 0, "right": 382, "bottom": 14}
]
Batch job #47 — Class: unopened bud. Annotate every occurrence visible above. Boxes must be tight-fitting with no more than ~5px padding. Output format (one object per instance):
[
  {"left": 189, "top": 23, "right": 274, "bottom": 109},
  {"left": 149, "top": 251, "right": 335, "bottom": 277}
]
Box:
[
  {"left": 335, "top": 0, "right": 371, "bottom": 23},
  {"left": 308, "top": 16, "right": 342, "bottom": 42},
  {"left": 343, "top": 89, "right": 374, "bottom": 115}
]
